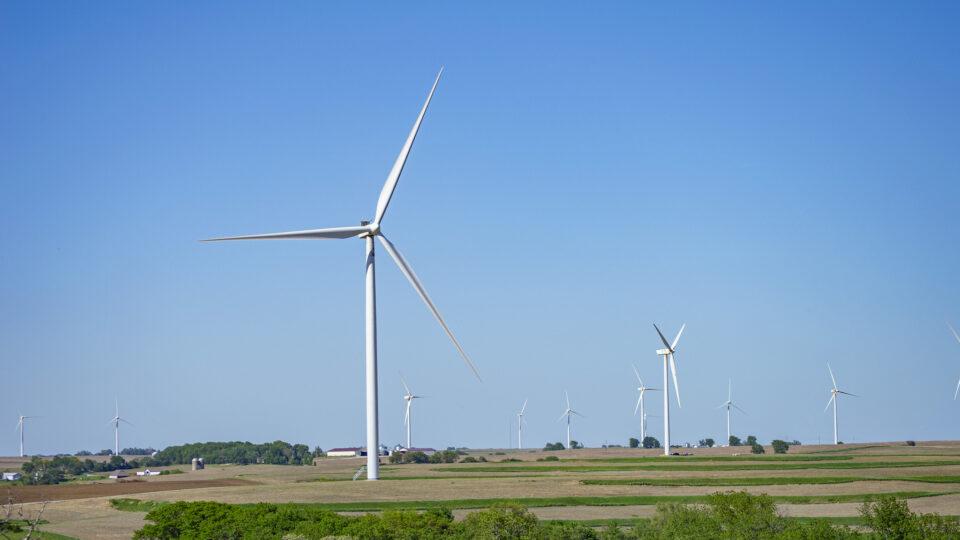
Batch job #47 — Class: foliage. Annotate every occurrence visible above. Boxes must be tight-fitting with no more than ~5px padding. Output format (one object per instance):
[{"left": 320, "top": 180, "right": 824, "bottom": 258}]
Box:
[
  {"left": 905, "top": 440, "right": 916, "bottom": 446},
  {"left": 569, "top": 440, "right": 583, "bottom": 449},
  {"left": 752, "top": 444, "right": 766, "bottom": 455},
  {"left": 536, "top": 456, "right": 560, "bottom": 462},
  {"left": 428, "top": 450, "right": 460, "bottom": 464},
  {"left": 18, "top": 455, "right": 134, "bottom": 485},
  {"left": 745, "top": 435, "right": 758, "bottom": 446},
  {"left": 772, "top": 440, "right": 789, "bottom": 454},
  {"left": 859, "top": 495, "right": 960, "bottom": 539},
  {"left": 388, "top": 451, "right": 430, "bottom": 464},
  {"left": 729, "top": 436, "right": 742, "bottom": 447},
  {"left": 629, "top": 438, "right": 640, "bottom": 448},
  {"left": 641, "top": 437, "right": 660, "bottom": 449},
  {"left": 699, "top": 438, "right": 715, "bottom": 448},
  {"left": 461, "top": 456, "right": 488, "bottom": 463},
  {"left": 138, "top": 440, "right": 315, "bottom": 467},
  {"left": 120, "top": 447, "right": 156, "bottom": 456},
  {"left": 544, "top": 442, "right": 566, "bottom": 451}
]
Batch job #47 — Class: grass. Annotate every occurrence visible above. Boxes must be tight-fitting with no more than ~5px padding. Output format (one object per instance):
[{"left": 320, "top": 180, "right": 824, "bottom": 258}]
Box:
[
  {"left": 580, "top": 475, "right": 960, "bottom": 487},
  {"left": 109, "top": 491, "right": 950, "bottom": 513},
  {"left": 564, "top": 455, "right": 854, "bottom": 463},
  {"left": 7, "top": 532, "right": 80, "bottom": 540},
  {"left": 542, "top": 515, "right": 874, "bottom": 528},
  {"left": 432, "top": 459, "right": 960, "bottom": 474}
]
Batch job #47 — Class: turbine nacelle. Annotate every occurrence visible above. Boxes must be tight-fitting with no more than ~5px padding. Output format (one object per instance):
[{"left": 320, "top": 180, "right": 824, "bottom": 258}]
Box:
[{"left": 656, "top": 348, "right": 671, "bottom": 356}]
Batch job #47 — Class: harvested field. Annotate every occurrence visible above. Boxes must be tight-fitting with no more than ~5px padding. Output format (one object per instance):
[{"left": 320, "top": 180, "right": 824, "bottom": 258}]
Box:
[{"left": 3, "top": 477, "right": 256, "bottom": 503}]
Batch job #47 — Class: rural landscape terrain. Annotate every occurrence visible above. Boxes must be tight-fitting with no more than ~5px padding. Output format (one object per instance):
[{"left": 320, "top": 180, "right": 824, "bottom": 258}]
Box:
[{"left": 3, "top": 440, "right": 960, "bottom": 538}]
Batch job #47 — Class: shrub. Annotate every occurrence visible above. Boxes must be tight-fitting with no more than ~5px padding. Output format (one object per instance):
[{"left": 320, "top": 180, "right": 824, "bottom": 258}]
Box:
[
  {"left": 629, "top": 437, "right": 640, "bottom": 448},
  {"left": 771, "top": 440, "right": 789, "bottom": 454},
  {"left": 642, "top": 436, "right": 660, "bottom": 449},
  {"left": 428, "top": 450, "right": 459, "bottom": 464},
  {"left": 729, "top": 436, "right": 742, "bottom": 447},
  {"left": 745, "top": 435, "right": 758, "bottom": 446},
  {"left": 906, "top": 440, "right": 916, "bottom": 446},
  {"left": 858, "top": 495, "right": 960, "bottom": 538},
  {"left": 751, "top": 444, "right": 765, "bottom": 454},
  {"left": 536, "top": 455, "right": 560, "bottom": 462},
  {"left": 543, "top": 442, "right": 565, "bottom": 451}
]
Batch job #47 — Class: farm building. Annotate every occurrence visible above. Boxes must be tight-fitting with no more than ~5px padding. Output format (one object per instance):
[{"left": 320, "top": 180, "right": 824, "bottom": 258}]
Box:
[
  {"left": 1, "top": 472, "right": 21, "bottom": 481},
  {"left": 135, "top": 469, "right": 161, "bottom": 476},
  {"left": 326, "top": 447, "right": 363, "bottom": 457},
  {"left": 396, "top": 447, "right": 436, "bottom": 456},
  {"left": 108, "top": 470, "right": 129, "bottom": 479}
]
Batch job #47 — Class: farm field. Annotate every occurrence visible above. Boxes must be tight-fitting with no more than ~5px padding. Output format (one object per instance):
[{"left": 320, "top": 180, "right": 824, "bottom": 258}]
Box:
[{"left": 4, "top": 441, "right": 960, "bottom": 539}]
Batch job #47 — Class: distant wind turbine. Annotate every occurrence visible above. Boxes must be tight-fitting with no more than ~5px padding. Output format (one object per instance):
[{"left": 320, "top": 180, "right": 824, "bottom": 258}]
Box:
[
  {"left": 718, "top": 379, "right": 746, "bottom": 445},
  {"left": 653, "top": 323, "right": 685, "bottom": 456},
  {"left": 943, "top": 317, "right": 960, "bottom": 399},
  {"left": 517, "top": 399, "right": 528, "bottom": 449},
  {"left": 16, "top": 414, "right": 36, "bottom": 457},
  {"left": 558, "top": 391, "right": 582, "bottom": 449},
  {"left": 108, "top": 400, "right": 133, "bottom": 456},
  {"left": 202, "top": 69, "right": 480, "bottom": 481},
  {"left": 824, "top": 364, "right": 857, "bottom": 445},
  {"left": 400, "top": 373, "right": 424, "bottom": 449},
  {"left": 632, "top": 365, "right": 659, "bottom": 441}
]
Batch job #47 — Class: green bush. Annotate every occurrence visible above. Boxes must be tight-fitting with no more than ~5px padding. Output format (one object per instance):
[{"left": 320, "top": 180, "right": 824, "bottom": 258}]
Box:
[
  {"left": 629, "top": 437, "right": 640, "bottom": 448},
  {"left": 771, "top": 440, "right": 789, "bottom": 454},
  {"left": 859, "top": 495, "right": 960, "bottom": 539},
  {"left": 642, "top": 436, "right": 660, "bottom": 449},
  {"left": 751, "top": 444, "right": 765, "bottom": 455},
  {"left": 729, "top": 436, "right": 742, "bottom": 447},
  {"left": 544, "top": 442, "right": 566, "bottom": 451},
  {"left": 536, "top": 455, "right": 560, "bottom": 462},
  {"left": 906, "top": 440, "right": 916, "bottom": 446},
  {"left": 745, "top": 435, "right": 758, "bottom": 446}
]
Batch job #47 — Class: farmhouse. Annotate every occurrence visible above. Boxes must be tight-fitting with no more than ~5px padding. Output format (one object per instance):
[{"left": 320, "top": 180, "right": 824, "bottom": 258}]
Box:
[{"left": 1, "top": 472, "right": 21, "bottom": 481}]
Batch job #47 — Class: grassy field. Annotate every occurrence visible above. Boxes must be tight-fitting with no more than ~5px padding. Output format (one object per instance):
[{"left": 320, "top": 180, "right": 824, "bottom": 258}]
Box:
[{"left": 10, "top": 440, "right": 960, "bottom": 539}]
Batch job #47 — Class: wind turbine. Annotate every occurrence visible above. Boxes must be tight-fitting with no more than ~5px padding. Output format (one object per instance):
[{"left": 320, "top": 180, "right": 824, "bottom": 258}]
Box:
[
  {"left": 632, "top": 365, "right": 659, "bottom": 441},
  {"left": 557, "top": 391, "right": 582, "bottom": 449},
  {"left": 108, "top": 400, "right": 133, "bottom": 456},
  {"left": 653, "top": 323, "right": 685, "bottom": 456},
  {"left": 15, "top": 414, "right": 35, "bottom": 457},
  {"left": 943, "top": 317, "right": 960, "bottom": 399},
  {"left": 824, "top": 364, "right": 857, "bottom": 445},
  {"left": 400, "top": 373, "right": 424, "bottom": 449},
  {"left": 202, "top": 69, "right": 479, "bottom": 481},
  {"left": 718, "top": 379, "right": 746, "bottom": 445},
  {"left": 517, "top": 399, "right": 528, "bottom": 449}
]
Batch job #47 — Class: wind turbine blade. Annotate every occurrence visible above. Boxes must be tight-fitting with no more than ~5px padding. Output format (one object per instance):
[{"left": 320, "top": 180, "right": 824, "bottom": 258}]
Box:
[
  {"left": 557, "top": 412, "right": 568, "bottom": 423},
  {"left": 373, "top": 68, "right": 443, "bottom": 226},
  {"left": 647, "top": 388, "right": 661, "bottom": 391},
  {"left": 728, "top": 379, "right": 731, "bottom": 402},
  {"left": 653, "top": 324, "right": 672, "bottom": 351},
  {"left": 955, "top": 377, "right": 960, "bottom": 400},
  {"left": 717, "top": 402, "right": 728, "bottom": 409},
  {"left": 944, "top": 316, "right": 960, "bottom": 345},
  {"left": 572, "top": 410, "right": 584, "bottom": 417},
  {"left": 377, "top": 234, "right": 481, "bottom": 381},
  {"left": 399, "top": 373, "right": 412, "bottom": 395},
  {"left": 824, "top": 394, "right": 835, "bottom": 412},
  {"left": 827, "top": 363, "right": 838, "bottom": 389},
  {"left": 634, "top": 395, "right": 642, "bottom": 416},
  {"left": 201, "top": 226, "right": 369, "bottom": 242},
  {"left": 565, "top": 391, "right": 571, "bottom": 410},
  {"left": 119, "top": 418, "right": 134, "bottom": 426},
  {"left": 669, "top": 354, "right": 681, "bottom": 408},
  {"left": 520, "top": 399, "right": 528, "bottom": 415},
  {"left": 632, "top": 364, "right": 642, "bottom": 384},
  {"left": 671, "top": 323, "right": 686, "bottom": 350},
  {"left": 837, "top": 391, "right": 859, "bottom": 397},
  {"left": 732, "top": 403, "right": 748, "bottom": 415}
]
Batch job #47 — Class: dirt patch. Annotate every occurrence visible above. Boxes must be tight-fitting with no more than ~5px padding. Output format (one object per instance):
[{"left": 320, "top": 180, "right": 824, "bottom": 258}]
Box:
[{"left": 4, "top": 478, "right": 256, "bottom": 503}]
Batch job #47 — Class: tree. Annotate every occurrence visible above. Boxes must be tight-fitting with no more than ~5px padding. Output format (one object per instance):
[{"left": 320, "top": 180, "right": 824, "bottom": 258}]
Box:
[
  {"left": 543, "top": 442, "right": 565, "bottom": 451},
  {"left": 569, "top": 440, "right": 583, "bottom": 449},
  {"left": 728, "top": 435, "right": 741, "bottom": 447},
  {"left": 745, "top": 435, "right": 757, "bottom": 446},
  {"left": 771, "top": 440, "right": 789, "bottom": 454},
  {"left": 642, "top": 436, "right": 660, "bottom": 449},
  {"left": 751, "top": 443, "right": 765, "bottom": 454},
  {"left": 699, "top": 438, "right": 715, "bottom": 448},
  {"left": 629, "top": 437, "right": 640, "bottom": 448}
]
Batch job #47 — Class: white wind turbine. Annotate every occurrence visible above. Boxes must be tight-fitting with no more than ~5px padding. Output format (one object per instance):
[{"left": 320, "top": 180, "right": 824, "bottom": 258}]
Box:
[
  {"left": 400, "top": 373, "right": 424, "bottom": 449},
  {"left": 943, "top": 317, "right": 960, "bottom": 399},
  {"left": 632, "top": 365, "right": 659, "bottom": 442},
  {"left": 718, "top": 379, "right": 746, "bottom": 445},
  {"left": 108, "top": 400, "right": 133, "bottom": 456},
  {"left": 517, "top": 399, "right": 528, "bottom": 449},
  {"left": 15, "top": 414, "right": 36, "bottom": 457},
  {"left": 824, "top": 364, "right": 857, "bottom": 445},
  {"left": 558, "top": 391, "right": 582, "bottom": 449},
  {"left": 202, "top": 69, "right": 479, "bottom": 480},
  {"left": 653, "top": 323, "right": 685, "bottom": 456}
]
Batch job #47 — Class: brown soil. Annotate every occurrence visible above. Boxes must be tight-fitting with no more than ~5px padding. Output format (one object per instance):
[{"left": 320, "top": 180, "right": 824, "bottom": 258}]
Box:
[{"left": 3, "top": 478, "right": 256, "bottom": 503}]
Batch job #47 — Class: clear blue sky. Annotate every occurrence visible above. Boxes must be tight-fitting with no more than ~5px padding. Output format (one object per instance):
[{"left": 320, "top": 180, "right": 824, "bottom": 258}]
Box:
[{"left": 2, "top": 2, "right": 959, "bottom": 456}]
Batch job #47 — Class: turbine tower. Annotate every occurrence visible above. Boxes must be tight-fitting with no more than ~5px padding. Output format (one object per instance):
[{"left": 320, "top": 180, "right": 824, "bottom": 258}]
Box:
[
  {"left": 16, "top": 414, "right": 35, "bottom": 457},
  {"left": 632, "top": 364, "right": 659, "bottom": 441},
  {"left": 517, "top": 399, "right": 528, "bottom": 449},
  {"left": 718, "top": 379, "right": 746, "bottom": 445},
  {"left": 558, "top": 391, "right": 582, "bottom": 449},
  {"left": 824, "top": 364, "right": 857, "bottom": 445},
  {"left": 400, "top": 373, "right": 423, "bottom": 449},
  {"left": 202, "top": 69, "right": 480, "bottom": 480},
  {"left": 653, "top": 323, "right": 685, "bottom": 456},
  {"left": 108, "top": 400, "right": 132, "bottom": 456},
  {"left": 943, "top": 317, "right": 960, "bottom": 399}
]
